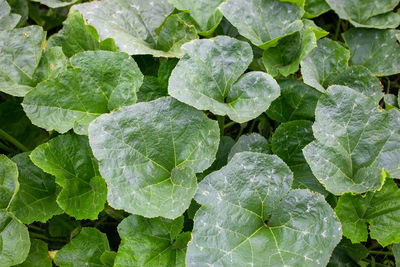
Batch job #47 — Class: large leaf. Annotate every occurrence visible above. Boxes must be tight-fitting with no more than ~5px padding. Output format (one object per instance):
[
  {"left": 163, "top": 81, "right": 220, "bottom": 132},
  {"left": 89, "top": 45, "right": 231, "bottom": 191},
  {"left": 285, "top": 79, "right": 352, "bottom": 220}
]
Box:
[
  {"left": 168, "top": 36, "right": 280, "bottom": 123},
  {"left": 219, "top": 0, "right": 303, "bottom": 49},
  {"left": 115, "top": 215, "right": 189, "bottom": 266},
  {"left": 30, "top": 0, "right": 80, "bottom": 8},
  {"left": 0, "top": 0, "right": 20, "bottom": 31},
  {"left": 227, "top": 133, "right": 271, "bottom": 161},
  {"left": 343, "top": 28, "right": 400, "bottom": 76},
  {"left": 47, "top": 10, "right": 115, "bottom": 58},
  {"left": 301, "top": 38, "right": 350, "bottom": 93},
  {"left": 272, "top": 120, "right": 327, "bottom": 195},
  {"left": 0, "top": 25, "right": 46, "bottom": 96},
  {"left": 335, "top": 179, "right": 400, "bottom": 247},
  {"left": 262, "top": 19, "right": 328, "bottom": 77},
  {"left": 327, "top": 238, "right": 368, "bottom": 267},
  {"left": 168, "top": 0, "right": 224, "bottom": 35},
  {"left": 187, "top": 152, "right": 341, "bottom": 266},
  {"left": 266, "top": 79, "right": 321, "bottom": 122},
  {"left": 325, "top": 0, "right": 400, "bottom": 29},
  {"left": 9, "top": 153, "right": 62, "bottom": 224},
  {"left": 23, "top": 50, "right": 143, "bottom": 135},
  {"left": 54, "top": 227, "right": 113, "bottom": 267},
  {"left": 0, "top": 155, "right": 30, "bottom": 267},
  {"left": 89, "top": 97, "right": 219, "bottom": 219},
  {"left": 17, "top": 239, "right": 52, "bottom": 267},
  {"left": 303, "top": 85, "right": 400, "bottom": 195},
  {"left": 30, "top": 134, "right": 107, "bottom": 220},
  {"left": 73, "top": 0, "right": 196, "bottom": 57}
]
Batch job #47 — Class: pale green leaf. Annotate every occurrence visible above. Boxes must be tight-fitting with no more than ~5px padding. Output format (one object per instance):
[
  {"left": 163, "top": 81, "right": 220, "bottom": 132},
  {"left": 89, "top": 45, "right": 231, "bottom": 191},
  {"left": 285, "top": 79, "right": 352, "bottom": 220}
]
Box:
[
  {"left": 16, "top": 239, "right": 52, "bottom": 267},
  {"left": 0, "top": 0, "right": 20, "bottom": 31},
  {"left": 30, "top": 134, "right": 107, "bottom": 220},
  {"left": 303, "top": 85, "right": 400, "bottom": 195},
  {"left": 219, "top": 0, "right": 304, "bottom": 49},
  {"left": 23, "top": 50, "right": 143, "bottom": 135},
  {"left": 54, "top": 227, "right": 112, "bottom": 267},
  {"left": 9, "top": 152, "right": 62, "bottom": 224},
  {"left": 187, "top": 152, "right": 341, "bottom": 266},
  {"left": 115, "top": 215, "right": 188, "bottom": 267},
  {"left": 168, "top": 36, "right": 280, "bottom": 123},
  {"left": 228, "top": 133, "right": 271, "bottom": 161},
  {"left": 30, "top": 0, "right": 80, "bottom": 8},
  {"left": 335, "top": 179, "right": 400, "bottom": 247},
  {"left": 272, "top": 120, "right": 327, "bottom": 195},
  {"left": 304, "top": 0, "right": 330, "bottom": 18},
  {"left": 266, "top": 79, "right": 321, "bottom": 122},
  {"left": 343, "top": 28, "right": 400, "bottom": 76},
  {"left": 326, "top": 0, "right": 400, "bottom": 29},
  {"left": 89, "top": 97, "right": 219, "bottom": 219},
  {"left": 0, "top": 26, "right": 46, "bottom": 96}
]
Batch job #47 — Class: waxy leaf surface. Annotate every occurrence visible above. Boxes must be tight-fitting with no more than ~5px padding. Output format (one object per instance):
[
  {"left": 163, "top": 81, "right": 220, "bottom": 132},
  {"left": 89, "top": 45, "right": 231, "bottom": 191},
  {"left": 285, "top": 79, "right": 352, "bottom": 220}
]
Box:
[
  {"left": 304, "top": 86, "right": 400, "bottom": 195},
  {"left": 0, "top": 0, "right": 20, "bottom": 31},
  {"left": 89, "top": 97, "right": 219, "bottom": 218},
  {"left": 187, "top": 152, "right": 341, "bottom": 266},
  {"left": 169, "top": 36, "right": 280, "bottom": 123}
]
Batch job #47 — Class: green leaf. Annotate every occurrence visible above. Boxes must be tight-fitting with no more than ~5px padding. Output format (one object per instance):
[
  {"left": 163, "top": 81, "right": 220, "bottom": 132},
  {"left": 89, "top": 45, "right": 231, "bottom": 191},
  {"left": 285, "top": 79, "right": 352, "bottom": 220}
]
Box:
[
  {"left": 0, "top": 0, "right": 20, "bottom": 31},
  {"left": 325, "top": 0, "right": 400, "bottom": 29},
  {"left": 394, "top": 243, "right": 400, "bottom": 267},
  {"left": 23, "top": 50, "right": 143, "bottom": 135},
  {"left": 33, "top": 46, "right": 67, "bottom": 84},
  {"left": 219, "top": 0, "right": 304, "bottom": 49},
  {"left": 168, "top": 36, "right": 280, "bottom": 123},
  {"left": 0, "top": 25, "right": 46, "bottom": 96},
  {"left": 9, "top": 153, "right": 62, "bottom": 224},
  {"left": 48, "top": 214, "right": 80, "bottom": 239},
  {"left": 385, "top": 94, "right": 399, "bottom": 111},
  {"left": 304, "top": 0, "right": 330, "bottom": 18},
  {"left": 0, "top": 155, "right": 30, "bottom": 267},
  {"left": 137, "top": 77, "right": 168, "bottom": 103},
  {"left": 114, "top": 215, "right": 188, "bottom": 266},
  {"left": 343, "top": 28, "right": 400, "bottom": 76},
  {"left": 16, "top": 239, "right": 52, "bottom": 267},
  {"left": 0, "top": 101, "right": 48, "bottom": 151},
  {"left": 47, "top": 10, "right": 114, "bottom": 58},
  {"left": 100, "top": 251, "right": 116, "bottom": 267},
  {"left": 327, "top": 238, "right": 368, "bottom": 267},
  {"left": 301, "top": 38, "right": 350, "bottom": 93},
  {"left": 187, "top": 152, "right": 341, "bottom": 266},
  {"left": 303, "top": 85, "right": 400, "bottom": 195},
  {"left": 7, "top": 0, "right": 28, "bottom": 27},
  {"left": 335, "top": 179, "right": 400, "bottom": 247},
  {"left": 228, "top": 133, "right": 271, "bottom": 161},
  {"left": 30, "top": 134, "right": 107, "bottom": 220},
  {"left": 73, "top": 0, "right": 193, "bottom": 57},
  {"left": 54, "top": 227, "right": 112, "bottom": 267},
  {"left": 168, "top": 0, "right": 224, "bottom": 35},
  {"left": 262, "top": 19, "right": 328, "bottom": 77},
  {"left": 266, "top": 79, "right": 322, "bottom": 122},
  {"left": 272, "top": 120, "right": 327, "bottom": 195},
  {"left": 30, "top": 0, "right": 80, "bottom": 8},
  {"left": 27, "top": 2, "right": 68, "bottom": 31},
  {"left": 155, "top": 13, "right": 198, "bottom": 55},
  {"left": 89, "top": 97, "right": 219, "bottom": 219}
]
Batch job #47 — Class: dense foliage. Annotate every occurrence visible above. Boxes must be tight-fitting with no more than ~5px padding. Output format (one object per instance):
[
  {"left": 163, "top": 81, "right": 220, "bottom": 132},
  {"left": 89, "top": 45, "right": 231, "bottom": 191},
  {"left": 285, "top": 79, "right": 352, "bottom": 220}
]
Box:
[{"left": 1, "top": 0, "right": 400, "bottom": 266}]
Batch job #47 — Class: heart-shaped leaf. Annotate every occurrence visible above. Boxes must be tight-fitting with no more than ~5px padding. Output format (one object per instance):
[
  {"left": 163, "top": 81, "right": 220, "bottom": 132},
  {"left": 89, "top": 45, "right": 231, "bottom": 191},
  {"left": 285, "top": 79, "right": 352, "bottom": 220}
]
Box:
[
  {"left": 343, "top": 28, "right": 400, "bottom": 76},
  {"left": 335, "top": 179, "right": 400, "bottom": 247},
  {"left": 30, "top": 134, "right": 107, "bottom": 220},
  {"left": 23, "top": 50, "right": 143, "bottom": 135},
  {"left": 326, "top": 0, "right": 400, "bottom": 29},
  {"left": 304, "top": 85, "right": 400, "bottom": 195},
  {"left": 115, "top": 215, "right": 189, "bottom": 266},
  {"left": 168, "top": 36, "right": 280, "bottom": 123},
  {"left": 89, "top": 97, "right": 220, "bottom": 219},
  {"left": 219, "top": 0, "right": 304, "bottom": 49},
  {"left": 187, "top": 152, "right": 341, "bottom": 266}
]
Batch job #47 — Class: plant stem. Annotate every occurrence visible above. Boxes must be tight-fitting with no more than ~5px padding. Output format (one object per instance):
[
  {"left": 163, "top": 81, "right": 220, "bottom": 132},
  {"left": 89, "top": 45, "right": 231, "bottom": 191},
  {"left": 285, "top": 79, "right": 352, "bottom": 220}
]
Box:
[
  {"left": 0, "top": 129, "right": 29, "bottom": 152},
  {"left": 29, "top": 232, "right": 67, "bottom": 243},
  {"left": 369, "top": 250, "right": 393, "bottom": 256},
  {"left": 248, "top": 120, "right": 257, "bottom": 133},
  {"left": 385, "top": 77, "right": 391, "bottom": 94},
  {"left": 334, "top": 19, "right": 341, "bottom": 40},
  {"left": 224, "top": 121, "right": 236, "bottom": 129},
  {"left": 28, "top": 224, "right": 45, "bottom": 232},
  {"left": 0, "top": 141, "right": 13, "bottom": 153},
  {"left": 217, "top": 116, "right": 225, "bottom": 136},
  {"left": 235, "top": 125, "right": 245, "bottom": 141}
]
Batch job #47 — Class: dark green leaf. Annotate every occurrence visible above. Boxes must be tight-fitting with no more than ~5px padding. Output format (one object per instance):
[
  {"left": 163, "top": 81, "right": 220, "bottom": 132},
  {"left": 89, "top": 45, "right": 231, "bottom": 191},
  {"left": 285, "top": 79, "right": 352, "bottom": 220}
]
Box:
[{"left": 16, "top": 239, "right": 52, "bottom": 267}]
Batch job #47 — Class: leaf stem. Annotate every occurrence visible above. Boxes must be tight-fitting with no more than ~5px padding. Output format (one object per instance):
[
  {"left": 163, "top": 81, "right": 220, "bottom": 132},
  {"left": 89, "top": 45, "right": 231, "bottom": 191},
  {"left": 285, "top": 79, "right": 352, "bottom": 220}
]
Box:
[
  {"left": 0, "top": 129, "right": 29, "bottom": 152},
  {"left": 224, "top": 121, "right": 236, "bottom": 129},
  {"left": 334, "top": 19, "right": 341, "bottom": 40},
  {"left": 248, "top": 120, "right": 257, "bottom": 133},
  {"left": 369, "top": 250, "right": 393, "bottom": 256},
  {"left": 217, "top": 116, "right": 225, "bottom": 136},
  {"left": 0, "top": 141, "right": 14, "bottom": 153},
  {"left": 235, "top": 125, "right": 245, "bottom": 141},
  {"left": 29, "top": 232, "right": 67, "bottom": 243},
  {"left": 28, "top": 224, "right": 45, "bottom": 232}
]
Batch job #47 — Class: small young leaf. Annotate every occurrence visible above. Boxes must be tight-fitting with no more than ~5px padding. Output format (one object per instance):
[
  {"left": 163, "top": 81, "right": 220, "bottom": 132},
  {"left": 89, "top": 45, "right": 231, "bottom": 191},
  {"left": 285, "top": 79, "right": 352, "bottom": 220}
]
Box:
[
  {"left": 54, "top": 227, "right": 112, "bottom": 267},
  {"left": 115, "top": 215, "right": 188, "bottom": 266},
  {"left": 89, "top": 97, "right": 219, "bottom": 219},
  {"left": 168, "top": 36, "right": 280, "bottom": 123},
  {"left": 335, "top": 179, "right": 400, "bottom": 247},
  {"left": 187, "top": 152, "right": 341, "bottom": 266},
  {"left": 30, "top": 134, "right": 107, "bottom": 220},
  {"left": 228, "top": 133, "right": 271, "bottom": 161}
]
